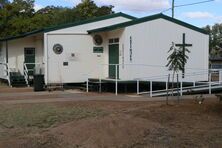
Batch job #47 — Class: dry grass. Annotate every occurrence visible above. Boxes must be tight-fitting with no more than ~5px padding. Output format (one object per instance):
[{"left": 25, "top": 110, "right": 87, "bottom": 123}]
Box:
[{"left": 0, "top": 104, "right": 107, "bottom": 129}]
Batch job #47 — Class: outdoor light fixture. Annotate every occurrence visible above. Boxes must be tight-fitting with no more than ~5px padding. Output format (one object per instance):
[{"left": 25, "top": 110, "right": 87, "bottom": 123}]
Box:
[
  {"left": 93, "top": 34, "right": 103, "bottom": 46},
  {"left": 53, "top": 44, "right": 63, "bottom": 54}
]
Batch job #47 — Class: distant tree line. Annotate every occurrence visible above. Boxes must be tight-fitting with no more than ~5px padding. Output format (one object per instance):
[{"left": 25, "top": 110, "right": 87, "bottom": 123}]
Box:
[
  {"left": 0, "top": 0, "right": 114, "bottom": 39},
  {"left": 203, "top": 24, "right": 222, "bottom": 57}
]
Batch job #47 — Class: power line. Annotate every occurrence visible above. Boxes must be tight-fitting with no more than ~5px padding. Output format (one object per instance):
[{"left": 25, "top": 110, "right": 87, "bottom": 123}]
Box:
[{"left": 162, "top": 0, "right": 215, "bottom": 14}]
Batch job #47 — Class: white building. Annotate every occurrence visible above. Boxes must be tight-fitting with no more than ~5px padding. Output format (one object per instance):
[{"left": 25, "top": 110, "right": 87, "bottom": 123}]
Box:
[{"left": 0, "top": 12, "right": 209, "bottom": 87}]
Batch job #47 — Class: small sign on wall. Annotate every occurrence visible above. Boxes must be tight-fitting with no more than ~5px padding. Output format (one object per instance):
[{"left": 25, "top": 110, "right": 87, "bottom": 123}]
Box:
[{"left": 93, "top": 47, "right": 104, "bottom": 53}]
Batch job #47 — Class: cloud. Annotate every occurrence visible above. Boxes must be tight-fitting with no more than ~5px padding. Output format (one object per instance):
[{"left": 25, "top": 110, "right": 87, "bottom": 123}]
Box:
[
  {"left": 183, "top": 11, "right": 222, "bottom": 25},
  {"left": 98, "top": 0, "right": 170, "bottom": 12},
  {"left": 65, "top": 0, "right": 170, "bottom": 12},
  {"left": 183, "top": 11, "right": 214, "bottom": 19},
  {"left": 34, "top": 4, "right": 44, "bottom": 11}
]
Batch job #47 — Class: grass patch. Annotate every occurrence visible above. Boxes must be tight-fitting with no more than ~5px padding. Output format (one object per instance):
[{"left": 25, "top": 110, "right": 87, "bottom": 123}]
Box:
[{"left": 0, "top": 104, "right": 107, "bottom": 129}]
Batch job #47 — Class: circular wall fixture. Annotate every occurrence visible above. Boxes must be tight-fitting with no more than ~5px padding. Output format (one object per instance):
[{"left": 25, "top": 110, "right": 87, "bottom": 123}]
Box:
[
  {"left": 93, "top": 34, "right": 103, "bottom": 46},
  {"left": 53, "top": 44, "right": 63, "bottom": 54}
]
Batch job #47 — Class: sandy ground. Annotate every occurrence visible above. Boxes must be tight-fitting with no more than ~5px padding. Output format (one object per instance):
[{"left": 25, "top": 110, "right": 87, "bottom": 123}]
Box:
[{"left": 0, "top": 87, "right": 222, "bottom": 148}]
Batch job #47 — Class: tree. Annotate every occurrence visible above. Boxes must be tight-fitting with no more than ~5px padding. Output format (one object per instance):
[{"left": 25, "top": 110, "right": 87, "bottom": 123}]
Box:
[
  {"left": 203, "top": 23, "right": 222, "bottom": 58},
  {"left": 166, "top": 42, "right": 190, "bottom": 104},
  {"left": 74, "top": 0, "right": 113, "bottom": 20},
  {"left": 0, "top": 0, "right": 35, "bottom": 37},
  {"left": 0, "top": 0, "right": 114, "bottom": 39},
  {"left": 0, "top": 0, "right": 9, "bottom": 8}
]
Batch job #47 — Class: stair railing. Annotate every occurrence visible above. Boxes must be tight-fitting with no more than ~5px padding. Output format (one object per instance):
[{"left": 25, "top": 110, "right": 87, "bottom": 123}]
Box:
[
  {"left": 23, "top": 63, "right": 30, "bottom": 86},
  {"left": 0, "top": 62, "right": 11, "bottom": 87},
  {"left": 23, "top": 63, "right": 43, "bottom": 87}
]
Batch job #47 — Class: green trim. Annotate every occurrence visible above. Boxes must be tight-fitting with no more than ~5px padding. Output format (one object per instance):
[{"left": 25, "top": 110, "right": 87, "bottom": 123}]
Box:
[
  {"left": 0, "top": 12, "right": 136, "bottom": 42},
  {"left": 0, "top": 29, "right": 44, "bottom": 42},
  {"left": 44, "top": 12, "right": 136, "bottom": 33},
  {"left": 93, "top": 47, "right": 104, "bottom": 53},
  {"left": 88, "top": 13, "right": 208, "bottom": 35}
]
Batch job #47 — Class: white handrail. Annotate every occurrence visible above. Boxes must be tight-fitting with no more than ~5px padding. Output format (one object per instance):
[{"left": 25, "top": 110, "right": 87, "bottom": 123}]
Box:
[
  {"left": 85, "top": 63, "right": 222, "bottom": 96},
  {"left": 23, "top": 63, "right": 29, "bottom": 86},
  {"left": 0, "top": 62, "right": 11, "bottom": 87}
]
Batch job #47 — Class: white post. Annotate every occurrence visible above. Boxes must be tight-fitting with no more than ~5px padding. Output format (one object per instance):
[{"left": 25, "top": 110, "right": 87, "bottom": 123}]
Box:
[
  {"left": 86, "top": 78, "right": 89, "bottom": 93},
  {"left": 150, "top": 81, "right": 153, "bottom": 97},
  {"left": 137, "top": 80, "right": 140, "bottom": 95},
  {"left": 219, "top": 70, "right": 222, "bottom": 84},
  {"left": 99, "top": 65, "right": 102, "bottom": 93},
  {"left": 180, "top": 81, "right": 183, "bottom": 96},
  {"left": 209, "top": 72, "right": 212, "bottom": 94},
  {"left": 166, "top": 81, "right": 168, "bottom": 91},
  {"left": 115, "top": 64, "right": 118, "bottom": 96},
  {"left": 193, "top": 81, "right": 196, "bottom": 87},
  {"left": 99, "top": 78, "right": 102, "bottom": 93}
]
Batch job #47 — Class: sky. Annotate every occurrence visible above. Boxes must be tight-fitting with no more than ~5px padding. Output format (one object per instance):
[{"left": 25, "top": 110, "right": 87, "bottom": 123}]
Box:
[{"left": 24, "top": 0, "right": 222, "bottom": 27}]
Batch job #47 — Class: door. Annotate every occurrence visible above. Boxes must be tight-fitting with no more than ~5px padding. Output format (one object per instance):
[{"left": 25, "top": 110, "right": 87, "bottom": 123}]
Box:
[
  {"left": 24, "top": 48, "right": 35, "bottom": 75},
  {"left": 109, "top": 44, "right": 119, "bottom": 79}
]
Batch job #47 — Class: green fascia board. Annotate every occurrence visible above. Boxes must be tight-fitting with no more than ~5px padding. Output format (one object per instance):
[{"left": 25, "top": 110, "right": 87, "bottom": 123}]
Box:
[
  {"left": 0, "top": 12, "right": 137, "bottom": 42},
  {"left": 88, "top": 13, "right": 208, "bottom": 35},
  {"left": 44, "top": 12, "right": 137, "bottom": 33},
  {"left": 0, "top": 29, "right": 44, "bottom": 42}
]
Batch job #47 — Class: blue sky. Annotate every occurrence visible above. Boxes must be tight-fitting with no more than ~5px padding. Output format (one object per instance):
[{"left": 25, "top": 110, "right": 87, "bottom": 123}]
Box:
[{"left": 32, "top": 0, "right": 222, "bottom": 27}]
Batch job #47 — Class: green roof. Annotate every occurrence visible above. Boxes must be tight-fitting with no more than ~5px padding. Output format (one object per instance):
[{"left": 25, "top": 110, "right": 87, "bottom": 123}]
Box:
[
  {"left": 0, "top": 12, "right": 136, "bottom": 42},
  {"left": 88, "top": 13, "right": 208, "bottom": 35}
]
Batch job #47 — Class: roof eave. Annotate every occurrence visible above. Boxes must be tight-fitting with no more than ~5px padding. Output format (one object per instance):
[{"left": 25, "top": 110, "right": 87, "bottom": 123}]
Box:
[
  {"left": 0, "top": 12, "right": 136, "bottom": 42},
  {"left": 88, "top": 13, "right": 209, "bottom": 35}
]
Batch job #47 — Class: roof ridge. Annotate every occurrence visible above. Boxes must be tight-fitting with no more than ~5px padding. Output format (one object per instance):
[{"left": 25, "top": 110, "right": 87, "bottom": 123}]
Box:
[{"left": 88, "top": 13, "right": 208, "bottom": 35}]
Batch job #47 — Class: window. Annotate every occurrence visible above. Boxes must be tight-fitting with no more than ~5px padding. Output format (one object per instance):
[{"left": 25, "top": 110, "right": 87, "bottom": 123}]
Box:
[
  {"left": 109, "top": 38, "right": 119, "bottom": 44},
  {"left": 24, "top": 48, "right": 35, "bottom": 55}
]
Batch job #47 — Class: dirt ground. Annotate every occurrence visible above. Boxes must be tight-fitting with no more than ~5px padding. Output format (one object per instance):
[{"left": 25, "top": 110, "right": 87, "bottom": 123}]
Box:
[{"left": 0, "top": 89, "right": 222, "bottom": 148}]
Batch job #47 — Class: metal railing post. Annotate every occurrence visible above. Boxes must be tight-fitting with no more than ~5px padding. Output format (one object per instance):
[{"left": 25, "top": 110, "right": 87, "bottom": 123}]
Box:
[
  {"left": 5, "top": 63, "right": 11, "bottom": 87},
  {"left": 137, "top": 80, "right": 140, "bottom": 95},
  {"left": 193, "top": 81, "right": 196, "bottom": 87},
  {"left": 99, "top": 64, "right": 102, "bottom": 93},
  {"left": 150, "top": 81, "right": 153, "bottom": 97},
  {"left": 219, "top": 70, "right": 222, "bottom": 84},
  {"left": 180, "top": 80, "right": 183, "bottom": 96},
  {"left": 209, "top": 72, "right": 212, "bottom": 94},
  {"left": 115, "top": 64, "right": 118, "bottom": 96},
  {"left": 86, "top": 78, "right": 89, "bottom": 93}
]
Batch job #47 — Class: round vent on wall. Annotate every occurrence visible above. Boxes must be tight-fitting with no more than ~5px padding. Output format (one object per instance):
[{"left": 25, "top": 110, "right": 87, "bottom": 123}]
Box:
[
  {"left": 93, "top": 34, "right": 103, "bottom": 46},
  {"left": 53, "top": 44, "right": 63, "bottom": 54}
]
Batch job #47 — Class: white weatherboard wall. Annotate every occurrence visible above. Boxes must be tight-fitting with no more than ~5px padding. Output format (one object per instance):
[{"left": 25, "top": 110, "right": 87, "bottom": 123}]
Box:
[
  {"left": 45, "top": 16, "right": 132, "bottom": 84},
  {"left": 119, "top": 18, "right": 209, "bottom": 82},
  {"left": 46, "top": 34, "right": 105, "bottom": 83},
  {"left": 7, "top": 35, "right": 44, "bottom": 74}
]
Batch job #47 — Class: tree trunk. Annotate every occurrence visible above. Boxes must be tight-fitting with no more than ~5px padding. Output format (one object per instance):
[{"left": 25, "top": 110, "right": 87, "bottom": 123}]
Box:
[
  {"left": 177, "top": 73, "right": 180, "bottom": 103},
  {"left": 166, "top": 74, "right": 170, "bottom": 105}
]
